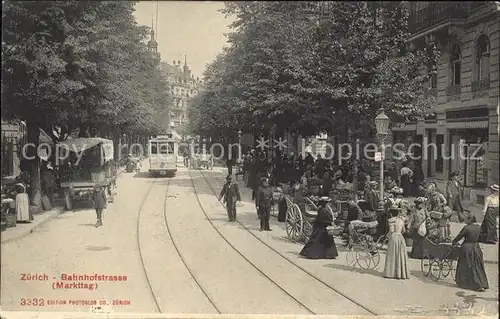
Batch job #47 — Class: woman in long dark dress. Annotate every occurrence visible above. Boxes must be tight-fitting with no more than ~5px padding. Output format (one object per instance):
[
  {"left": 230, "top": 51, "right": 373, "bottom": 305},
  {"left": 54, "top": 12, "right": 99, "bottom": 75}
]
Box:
[
  {"left": 300, "top": 197, "right": 338, "bottom": 259},
  {"left": 479, "top": 184, "right": 499, "bottom": 244},
  {"left": 452, "top": 214, "right": 489, "bottom": 291},
  {"left": 409, "top": 197, "right": 428, "bottom": 259},
  {"left": 399, "top": 162, "right": 413, "bottom": 198}
]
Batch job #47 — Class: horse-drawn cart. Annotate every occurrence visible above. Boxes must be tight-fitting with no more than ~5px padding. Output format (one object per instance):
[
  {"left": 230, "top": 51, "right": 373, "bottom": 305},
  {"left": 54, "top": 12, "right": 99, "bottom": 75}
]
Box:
[{"left": 58, "top": 138, "right": 115, "bottom": 210}]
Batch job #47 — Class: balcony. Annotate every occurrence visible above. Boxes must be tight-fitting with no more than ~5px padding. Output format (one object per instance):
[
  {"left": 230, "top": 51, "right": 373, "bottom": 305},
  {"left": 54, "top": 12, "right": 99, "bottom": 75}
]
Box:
[
  {"left": 472, "top": 77, "right": 490, "bottom": 98},
  {"left": 446, "top": 84, "right": 461, "bottom": 101},
  {"left": 409, "top": 2, "right": 470, "bottom": 35}
]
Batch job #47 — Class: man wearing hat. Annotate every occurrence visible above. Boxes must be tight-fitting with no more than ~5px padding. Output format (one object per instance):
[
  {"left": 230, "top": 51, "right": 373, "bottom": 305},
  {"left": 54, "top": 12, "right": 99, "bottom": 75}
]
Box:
[
  {"left": 256, "top": 177, "right": 273, "bottom": 231},
  {"left": 364, "top": 181, "right": 381, "bottom": 212},
  {"left": 445, "top": 171, "right": 465, "bottom": 223},
  {"left": 218, "top": 174, "right": 241, "bottom": 222},
  {"left": 92, "top": 185, "right": 107, "bottom": 227}
]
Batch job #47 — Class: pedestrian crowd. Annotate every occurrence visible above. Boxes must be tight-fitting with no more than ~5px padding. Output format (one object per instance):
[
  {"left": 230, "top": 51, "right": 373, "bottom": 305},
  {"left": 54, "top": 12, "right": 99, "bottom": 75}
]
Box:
[{"left": 217, "top": 148, "right": 498, "bottom": 293}]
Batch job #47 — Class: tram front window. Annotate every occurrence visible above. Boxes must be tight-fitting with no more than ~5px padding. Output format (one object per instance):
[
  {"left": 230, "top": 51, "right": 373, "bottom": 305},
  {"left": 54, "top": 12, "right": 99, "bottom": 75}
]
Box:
[{"left": 159, "top": 142, "right": 174, "bottom": 154}]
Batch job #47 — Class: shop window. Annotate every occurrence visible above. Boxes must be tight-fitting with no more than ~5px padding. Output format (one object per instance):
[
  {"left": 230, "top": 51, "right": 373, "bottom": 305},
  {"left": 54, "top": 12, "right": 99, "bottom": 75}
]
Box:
[
  {"left": 450, "top": 44, "right": 461, "bottom": 85},
  {"left": 474, "top": 34, "right": 490, "bottom": 81}
]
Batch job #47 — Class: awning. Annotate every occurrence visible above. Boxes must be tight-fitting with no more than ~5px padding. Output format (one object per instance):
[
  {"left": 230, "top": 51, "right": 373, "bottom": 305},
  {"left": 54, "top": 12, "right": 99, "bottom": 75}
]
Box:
[
  {"left": 447, "top": 121, "right": 489, "bottom": 130},
  {"left": 57, "top": 138, "right": 114, "bottom": 161},
  {"left": 39, "top": 129, "right": 53, "bottom": 144},
  {"left": 391, "top": 123, "right": 417, "bottom": 132}
]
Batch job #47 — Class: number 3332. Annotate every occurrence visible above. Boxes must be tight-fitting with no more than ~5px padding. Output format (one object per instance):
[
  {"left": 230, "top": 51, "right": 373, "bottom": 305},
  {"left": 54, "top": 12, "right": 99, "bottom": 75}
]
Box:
[{"left": 20, "top": 298, "right": 45, "bottom": 306}]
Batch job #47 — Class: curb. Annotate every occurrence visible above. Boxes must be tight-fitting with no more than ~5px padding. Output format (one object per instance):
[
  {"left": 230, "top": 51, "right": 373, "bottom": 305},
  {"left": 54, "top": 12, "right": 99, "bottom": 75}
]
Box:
[
  {"left": 1, "top": 206, "right": 65, "bottom": 244},
  {"left": 1, "top": 166, "right": 130, "bottom": 244}
]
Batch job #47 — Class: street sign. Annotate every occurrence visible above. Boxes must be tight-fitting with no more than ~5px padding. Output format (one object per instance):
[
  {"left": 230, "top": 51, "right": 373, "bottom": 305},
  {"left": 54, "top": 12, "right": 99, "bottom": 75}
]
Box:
[{"left": 374, "top": 152, "right": 382, "bottom": 162}]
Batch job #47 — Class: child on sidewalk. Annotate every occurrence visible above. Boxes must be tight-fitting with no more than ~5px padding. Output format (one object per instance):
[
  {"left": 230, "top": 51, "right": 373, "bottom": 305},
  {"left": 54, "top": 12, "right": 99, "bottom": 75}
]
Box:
[{"left": 93, "top": 186, "right": 107, "bottom": 227}]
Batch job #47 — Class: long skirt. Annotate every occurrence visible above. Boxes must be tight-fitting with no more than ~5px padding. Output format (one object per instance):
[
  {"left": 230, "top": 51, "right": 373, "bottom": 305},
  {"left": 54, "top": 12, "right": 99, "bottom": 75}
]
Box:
[
  {"left": 383, "top": 233, "right": 410, "bottom": 279},
  {"left": 16, "top": 193, "right": 30, "bottom": 222},
  {"left": 409, "top": 228, "right": 425, "bottom": 259},
  {"left": 455, "top": 243, "right": 489, "bottom": 291},
  {"left": 480, "top": 207, "right": 498, "bottom": 244},
  {"left": 277, "top": 198, "right": 287, "bottom": 222},
  {"left": 300, "top": 225, "right": 338, "bottom": 259},
  {"left": 401, "top": 174, "right": 412, "bottom": 198}
]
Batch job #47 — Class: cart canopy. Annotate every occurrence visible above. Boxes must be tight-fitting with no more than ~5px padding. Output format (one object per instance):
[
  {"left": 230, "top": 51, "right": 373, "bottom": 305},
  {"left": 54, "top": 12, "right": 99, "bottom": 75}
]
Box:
[{"left": 57, "top": 138, "right": 114, "bottom": 161}]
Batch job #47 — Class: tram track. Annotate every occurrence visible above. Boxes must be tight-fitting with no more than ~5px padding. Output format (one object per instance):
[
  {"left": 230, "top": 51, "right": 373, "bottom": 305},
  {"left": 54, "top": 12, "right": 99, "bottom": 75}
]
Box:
[
  {"left": 136, "top": 175, "right": 220, "bottom": 313},
  {"left": 161, "top": 178, "right": 221, "bottom": 314},
  {"left": 135, "top": 179, "right": 162, "bottom": 313},
  {"left": 195, "top": 168, "right": 379, "bottom": 316},
  {"left": 187, "top": 168, "right": 316, "bottom": 315}
]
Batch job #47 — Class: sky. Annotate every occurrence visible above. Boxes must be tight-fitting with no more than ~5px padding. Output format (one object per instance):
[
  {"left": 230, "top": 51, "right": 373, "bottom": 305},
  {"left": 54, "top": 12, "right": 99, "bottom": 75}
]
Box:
[{"left": 133, "top": 1, "right": 234, "bottom": 78}]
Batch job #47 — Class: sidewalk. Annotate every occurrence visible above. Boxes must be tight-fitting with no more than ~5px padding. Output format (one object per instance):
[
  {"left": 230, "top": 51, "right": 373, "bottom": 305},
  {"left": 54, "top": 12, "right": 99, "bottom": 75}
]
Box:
[
  {"left": 217, "top": 170, "right": 499, "bottom": 264},
  {"left": 1, "top": 207, "right": 64, "bottom": 244},
  {"left": 1, "top": 167, "right": 128, "bottom": 244}
]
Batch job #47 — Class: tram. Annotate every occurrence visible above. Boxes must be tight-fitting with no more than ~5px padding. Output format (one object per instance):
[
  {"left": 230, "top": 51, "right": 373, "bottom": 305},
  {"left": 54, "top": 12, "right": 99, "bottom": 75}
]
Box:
[{"left": 148, "top": 133, "right": 179, "bottom": 177}]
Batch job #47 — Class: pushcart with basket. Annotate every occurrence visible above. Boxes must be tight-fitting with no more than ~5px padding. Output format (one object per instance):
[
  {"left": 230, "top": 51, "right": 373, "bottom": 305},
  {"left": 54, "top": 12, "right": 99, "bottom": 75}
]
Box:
[
  {"left": 420, "top": 237, "right": 460, "bottom": 282},
  {"left": 198, "top": 153, "right": 213, "bottom": 170},
  {"left": 344, "top": 220, "right": 380, "bottom": 269}
]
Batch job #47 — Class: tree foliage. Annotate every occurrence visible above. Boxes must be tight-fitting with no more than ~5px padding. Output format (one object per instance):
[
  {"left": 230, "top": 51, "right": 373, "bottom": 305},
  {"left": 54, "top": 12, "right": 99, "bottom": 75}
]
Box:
[
  {"left": 188, "top": 1, "right": 440, "bottom": 139},
  {"left": 2, "top": 1, "right": 171, "bottom": 140}
]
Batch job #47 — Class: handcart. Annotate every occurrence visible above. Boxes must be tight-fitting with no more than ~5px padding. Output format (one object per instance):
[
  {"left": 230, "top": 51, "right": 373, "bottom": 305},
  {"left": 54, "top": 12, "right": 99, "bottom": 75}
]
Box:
[
  {"left": 420, "top": 237, "right": 460, "bottom": 282},
  {"left": 199, "top": 154, "right": 213, "bottom": 170},
  {"left": 284, "top": 195, "right": 335, "bottom": 243},
  {"left": 345, "top": 220, "right": 380, "bottom": 270}
]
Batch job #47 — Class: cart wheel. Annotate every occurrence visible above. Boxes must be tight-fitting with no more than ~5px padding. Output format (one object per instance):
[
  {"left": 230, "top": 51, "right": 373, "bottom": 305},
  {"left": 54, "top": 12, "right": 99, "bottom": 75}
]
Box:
[
  {"left": 64, "top": 191, "right": 72, "bottom": 211},
  {"left": 285, "top": 204, "right": 303, "bottom": 242},
  {"left": 430, "top": 260, "right": 442, "bottom": 282},
  {"left": 376, "top": 235, "right": 388, "bottom": 251},
  {"left": 441, "top": 260, "right": 454, "bottom": 278},
  {"left": 303, "top": 219, "right": 313, "bottom": 243},
  {"left": 421, "top": 256, "right": 432, "bottom": 277},
  {"left": 345, "top": 248, "right": 357, "bottom": 268},
  {"left": 356, "top": 248, "right": 380, "bottom": 269}
]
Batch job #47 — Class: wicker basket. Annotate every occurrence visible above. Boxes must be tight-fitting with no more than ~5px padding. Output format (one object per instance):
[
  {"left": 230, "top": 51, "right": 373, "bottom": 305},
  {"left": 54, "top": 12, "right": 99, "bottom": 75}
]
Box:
[
  {"left": 430, "top": 211, "right": 443, "bottom": 219},
  {"left": 327, "top": 226, "right": 343, "bottom": 236},
  {"left": 6, "top": 214, "right": 16, "bottom": 227}
]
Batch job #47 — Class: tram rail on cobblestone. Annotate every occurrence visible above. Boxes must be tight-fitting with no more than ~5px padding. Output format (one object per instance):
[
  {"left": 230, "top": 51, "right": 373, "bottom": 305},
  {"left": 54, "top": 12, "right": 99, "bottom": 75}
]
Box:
[{"left": 194, "top": 169, "right": 378, "bottom": 316}]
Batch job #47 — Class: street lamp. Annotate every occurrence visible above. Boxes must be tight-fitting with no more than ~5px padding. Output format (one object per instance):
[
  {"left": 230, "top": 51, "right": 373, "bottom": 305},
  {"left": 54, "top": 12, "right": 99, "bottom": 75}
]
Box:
[
  {"left": 374, "top": 109, "right": 390, "bottom": 200},
  {"left": 238, "top": 130, "right": 242, "bottom": 159}
]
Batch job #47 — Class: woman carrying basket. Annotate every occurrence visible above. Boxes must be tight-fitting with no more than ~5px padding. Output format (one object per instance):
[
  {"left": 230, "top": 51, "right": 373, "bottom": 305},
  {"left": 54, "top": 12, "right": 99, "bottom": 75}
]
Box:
[{"left": 452, "top": 214, "right": 489, "bottom": 292}]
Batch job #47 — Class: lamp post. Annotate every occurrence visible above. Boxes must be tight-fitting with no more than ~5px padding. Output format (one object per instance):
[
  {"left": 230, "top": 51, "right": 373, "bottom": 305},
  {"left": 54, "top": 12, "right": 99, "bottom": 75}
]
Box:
[
  {"left": 121, "top": 133, "right": 127, "bottom": 160},
  {"left": 238, "top": 130, "right": 242, "bottom": 159},
  {"left": 374, "top": 109, "right": 390, "bottom": 200}
]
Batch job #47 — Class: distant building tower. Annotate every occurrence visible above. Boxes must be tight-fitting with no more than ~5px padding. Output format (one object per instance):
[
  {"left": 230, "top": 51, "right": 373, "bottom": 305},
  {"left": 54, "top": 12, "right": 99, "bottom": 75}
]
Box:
[{"left": 147, "top": 21, "right": 159, "bottom": 58}]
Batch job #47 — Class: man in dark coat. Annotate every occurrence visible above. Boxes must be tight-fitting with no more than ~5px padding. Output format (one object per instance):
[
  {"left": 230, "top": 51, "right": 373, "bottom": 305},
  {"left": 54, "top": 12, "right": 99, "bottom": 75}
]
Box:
[
  {"left": 364, "top": 181, "right": 381, "bottom": 212},
  {"left": 256, "top": 177, "right": 273, "bottom": 231},
  {"left": 314, "top": 154, "right": 325, "bottom": 178},
  {"left": 93, "top": 186, "right": 107, "bottom": 227},
  {"left": 218, "top": 174, "right": 241, "bottom": 222},
  {"left": 226, "top": 156, "right": 234, "bottom": 175}
]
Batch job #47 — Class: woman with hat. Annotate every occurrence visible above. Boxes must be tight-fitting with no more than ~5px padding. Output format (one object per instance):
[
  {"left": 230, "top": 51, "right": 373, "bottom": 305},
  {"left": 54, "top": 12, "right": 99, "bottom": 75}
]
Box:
[
  {"left": 15, "top": 183, "right": 31, "bottom": 222},
  {"left": 408, "top": 197, "right": 428, "bottom": 259},
  {"left": 299, "top": 197, "right": 338, "bottom": 259},
  {"left": 452, "top": 214, "right": 489, "bottom": 291},
  {"left": 479, "top": 184, "right": 499, "bottom": 244}
]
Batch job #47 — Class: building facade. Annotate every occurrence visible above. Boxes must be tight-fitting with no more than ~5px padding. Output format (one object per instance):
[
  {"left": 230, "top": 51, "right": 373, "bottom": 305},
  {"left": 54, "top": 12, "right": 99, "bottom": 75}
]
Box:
[
  {"left": 147, "top": 27, "right": 201, "bottom": 136},
  {"left": 399, "top": 2, "right": 499, "bottom": 205}
]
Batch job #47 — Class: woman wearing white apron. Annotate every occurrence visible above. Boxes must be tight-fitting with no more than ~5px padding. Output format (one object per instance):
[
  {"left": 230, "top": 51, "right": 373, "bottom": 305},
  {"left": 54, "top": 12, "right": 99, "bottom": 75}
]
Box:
[{"left": 15, "top": 183, "right": 31, "bottom": 222}]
